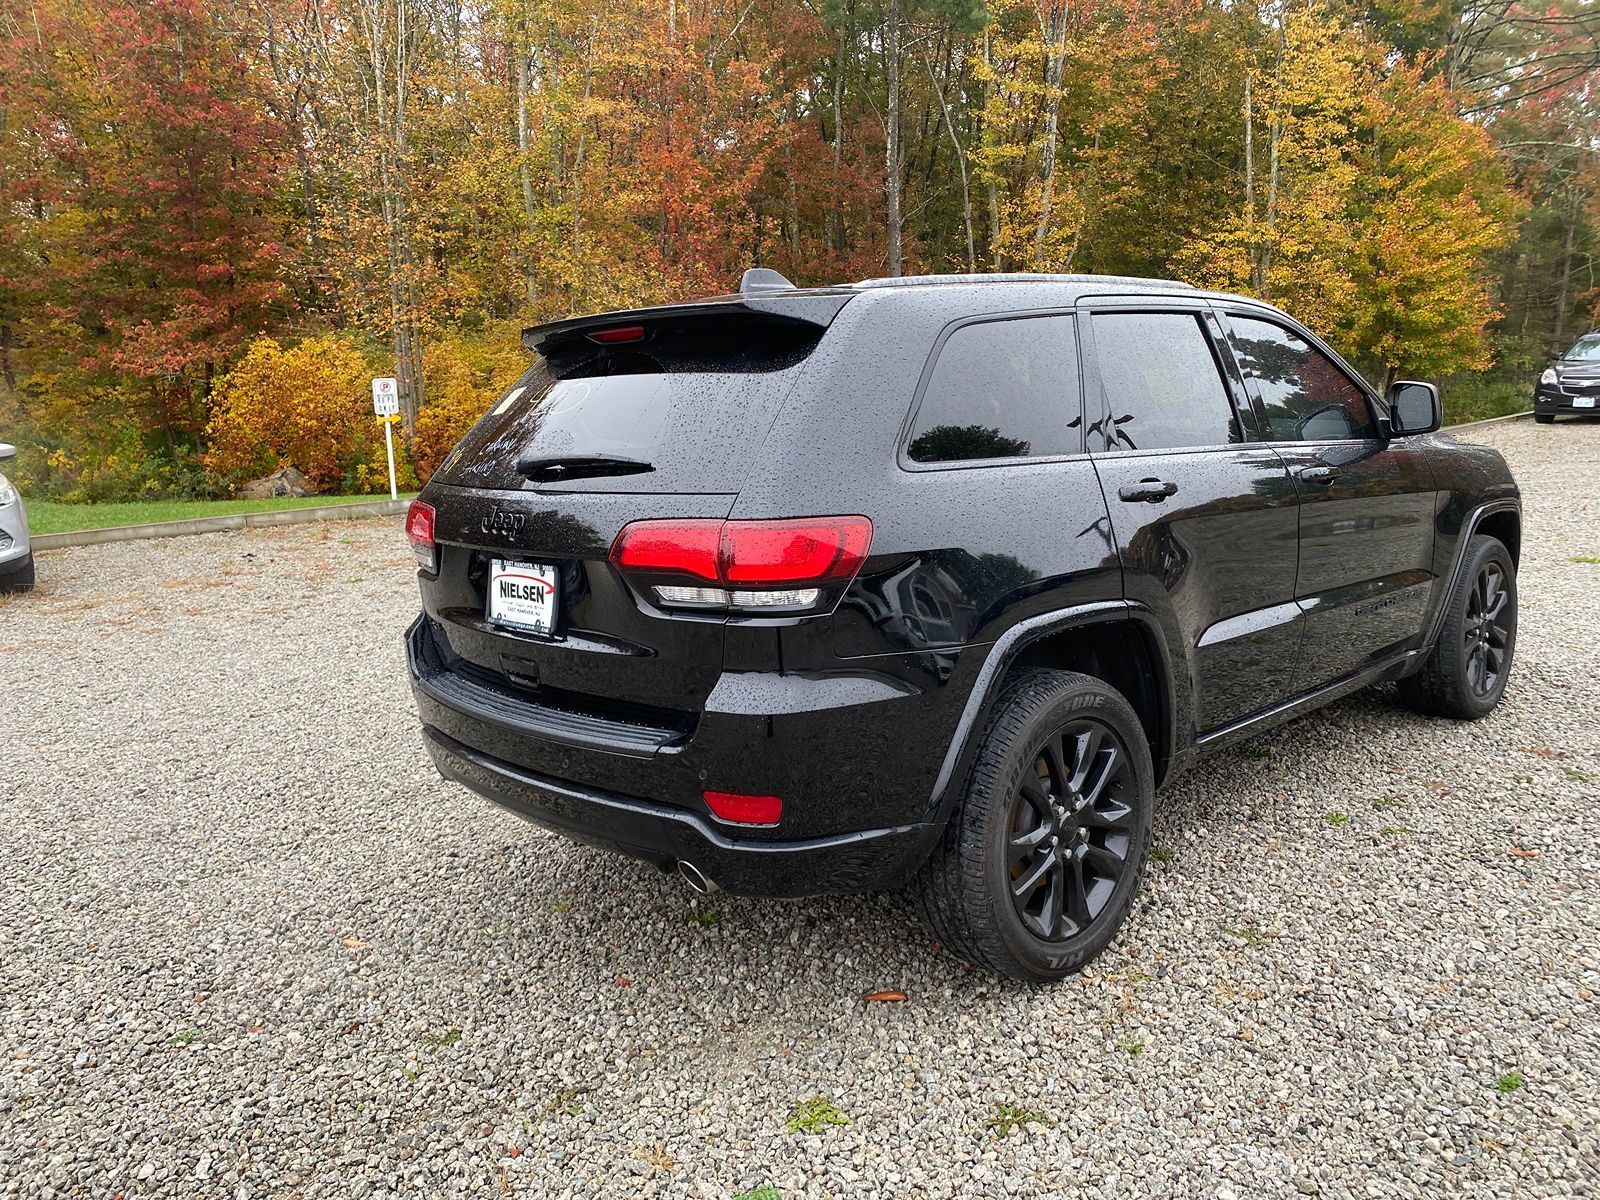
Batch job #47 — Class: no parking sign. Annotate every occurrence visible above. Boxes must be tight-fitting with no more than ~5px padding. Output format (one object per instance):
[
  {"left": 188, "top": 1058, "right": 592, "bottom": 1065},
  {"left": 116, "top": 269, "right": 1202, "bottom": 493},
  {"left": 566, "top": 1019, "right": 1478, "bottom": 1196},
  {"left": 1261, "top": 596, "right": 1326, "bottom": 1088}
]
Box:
[
  {"left": 372, "top": 377, "right": 400, "bottom": 498},
  {"left": 372, "top": 376, "right": 400, "bottom": 417}
]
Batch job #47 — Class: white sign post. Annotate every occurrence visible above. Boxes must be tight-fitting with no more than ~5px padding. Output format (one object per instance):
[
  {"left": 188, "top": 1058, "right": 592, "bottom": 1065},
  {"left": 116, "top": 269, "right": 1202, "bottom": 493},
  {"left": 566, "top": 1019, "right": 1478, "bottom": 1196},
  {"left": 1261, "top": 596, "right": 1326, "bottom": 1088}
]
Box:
[{"left": 372, "top": 377, "right": 400, "bottom": 500}]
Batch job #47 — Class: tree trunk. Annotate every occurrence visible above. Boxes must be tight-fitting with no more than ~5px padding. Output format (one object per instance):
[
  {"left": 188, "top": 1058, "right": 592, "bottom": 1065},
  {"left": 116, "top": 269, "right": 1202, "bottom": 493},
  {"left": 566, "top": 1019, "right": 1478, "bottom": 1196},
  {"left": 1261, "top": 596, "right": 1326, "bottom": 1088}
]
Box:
[
  {"left": 1032, "top": 3, "right": 1069, "bottom": 264},
  {"left": 1259, "top": 28, "right": 1284, "bottom": 296},
  {"left": 884, "top": 0, "right": 902, "bottom": 276},
  {"left": 569, "top": 20, "right": 598, "bottom": 307},
  {"left": 0, "top": 324, "right": 15, "bottom": 393},
  {"left": 516, "top": 19, "right": 538, "bottom": 310},
  {"left": 924, "top": 49, "right": 975, "bottom": 271},
  {"left": 983, "top": 27, "right": 1001, "bottom": 270},
  {"left": 1244, "top": 70, "right": 1257, "bottom": 290},
  {"left": 1551, "top": 184, "right": 1578, "bottom": 354},
  {"left": 359, "top": 0, "right": 423, "bottom": 429},
  {"left": 830, "top": 15, "right": 846, "bottom": 255}
]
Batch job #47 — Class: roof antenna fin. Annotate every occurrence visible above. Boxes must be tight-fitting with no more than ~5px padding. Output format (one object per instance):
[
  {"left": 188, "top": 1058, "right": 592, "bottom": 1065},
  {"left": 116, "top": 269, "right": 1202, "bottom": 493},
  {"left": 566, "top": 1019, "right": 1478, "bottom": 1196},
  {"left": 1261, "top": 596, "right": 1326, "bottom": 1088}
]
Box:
[{"left": 740, "top": 267, "right": 795, "bottom": 294}]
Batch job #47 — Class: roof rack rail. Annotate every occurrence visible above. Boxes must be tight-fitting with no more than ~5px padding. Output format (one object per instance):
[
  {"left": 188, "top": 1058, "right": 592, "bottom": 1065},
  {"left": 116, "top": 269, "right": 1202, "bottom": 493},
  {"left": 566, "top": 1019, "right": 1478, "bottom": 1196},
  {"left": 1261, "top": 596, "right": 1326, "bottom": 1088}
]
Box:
[{"left": 851, "top": 272, "right": 1196, "bottom": 290}]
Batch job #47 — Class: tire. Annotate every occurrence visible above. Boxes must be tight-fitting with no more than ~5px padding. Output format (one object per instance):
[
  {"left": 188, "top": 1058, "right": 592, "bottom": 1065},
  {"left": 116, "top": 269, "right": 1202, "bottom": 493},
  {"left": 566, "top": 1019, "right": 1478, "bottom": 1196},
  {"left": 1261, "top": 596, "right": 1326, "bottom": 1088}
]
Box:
[
  {"left": 1397, "top": 534, "right": 1516, "bottom": 719},
  {"left": 911, "top": 669, "right": 1155, "bottom": 982},
  {"left": 0, "top": 552, "right": 33, "bottom": 594},
  {"left": 1534, "top": 413, "right": 1555, "bottom": 424}
]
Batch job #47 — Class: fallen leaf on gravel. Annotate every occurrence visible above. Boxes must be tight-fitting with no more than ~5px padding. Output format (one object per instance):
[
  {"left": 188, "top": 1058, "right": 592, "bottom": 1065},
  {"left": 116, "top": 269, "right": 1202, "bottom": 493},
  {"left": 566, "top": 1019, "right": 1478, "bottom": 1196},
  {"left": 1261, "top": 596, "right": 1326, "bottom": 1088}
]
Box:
[
  {"left": 506, "top": 1146, "right": 522, "bottom": 1159},
  {"left": 1509, "top": 848, "right": 1541, "bottom": 858},
  {"left": 342, "top": 937, "right": 368, "bottom": 949},
  {"left": 864, "top": 989, "right": 908, "bottom": 1003},
  {"left": 339, "top": 1020, "right": 362, "bottom": 1035},
  {"left": 248, "top": 1025, "right": 264, "bottom": 1034},
  {"left": 615, "top": 976, "right": 631, "bottom": 987}
]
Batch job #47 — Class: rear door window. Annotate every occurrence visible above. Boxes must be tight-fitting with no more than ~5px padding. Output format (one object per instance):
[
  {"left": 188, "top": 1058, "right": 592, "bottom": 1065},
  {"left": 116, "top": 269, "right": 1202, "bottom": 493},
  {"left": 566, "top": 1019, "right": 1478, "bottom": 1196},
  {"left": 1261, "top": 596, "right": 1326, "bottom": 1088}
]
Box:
[
  {"left": 906, "top": 314, "right": 1080, "bottom": 463},
  {"left": 1091, "top": 312, "right": 1240, "bottom": 450},
  {"left": 1227, "top": 316, "right": 1377, "bottom": 441},
  {"left": 435, "top": 330, "right": 817, "bottom": 493}
]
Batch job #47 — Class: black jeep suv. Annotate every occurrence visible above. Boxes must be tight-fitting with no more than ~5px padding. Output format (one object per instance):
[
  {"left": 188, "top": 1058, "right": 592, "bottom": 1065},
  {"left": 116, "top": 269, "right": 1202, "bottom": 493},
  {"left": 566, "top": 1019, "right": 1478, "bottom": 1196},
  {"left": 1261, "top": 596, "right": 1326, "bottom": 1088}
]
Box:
[{"left": 405, "top": 272, "right": 1521, "bottom": 981}]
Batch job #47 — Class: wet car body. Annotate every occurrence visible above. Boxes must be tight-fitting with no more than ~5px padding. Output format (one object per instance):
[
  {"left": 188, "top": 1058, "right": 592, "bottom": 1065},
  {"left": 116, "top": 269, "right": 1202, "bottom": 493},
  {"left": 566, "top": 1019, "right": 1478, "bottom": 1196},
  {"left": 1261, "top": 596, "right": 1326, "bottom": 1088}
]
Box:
[{"left": 405, "top": 273, "right": 1521, "bottom": 899}]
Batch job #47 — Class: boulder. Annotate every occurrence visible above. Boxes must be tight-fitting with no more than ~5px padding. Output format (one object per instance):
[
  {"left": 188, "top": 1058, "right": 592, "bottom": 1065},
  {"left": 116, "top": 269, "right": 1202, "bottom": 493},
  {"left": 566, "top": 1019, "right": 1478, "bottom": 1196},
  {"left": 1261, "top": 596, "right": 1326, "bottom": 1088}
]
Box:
[{"left": 238, "top": 466, "right": 314, "bottom": 500}]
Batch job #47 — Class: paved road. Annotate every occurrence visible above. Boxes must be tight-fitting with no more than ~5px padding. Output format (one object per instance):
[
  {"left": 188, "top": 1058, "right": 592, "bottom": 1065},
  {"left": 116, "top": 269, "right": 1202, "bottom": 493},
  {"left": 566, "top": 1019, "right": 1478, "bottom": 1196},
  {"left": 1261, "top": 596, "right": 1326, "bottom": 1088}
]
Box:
[{"left": 2, "top": 417, "right": 1596, "bottom": 1199}]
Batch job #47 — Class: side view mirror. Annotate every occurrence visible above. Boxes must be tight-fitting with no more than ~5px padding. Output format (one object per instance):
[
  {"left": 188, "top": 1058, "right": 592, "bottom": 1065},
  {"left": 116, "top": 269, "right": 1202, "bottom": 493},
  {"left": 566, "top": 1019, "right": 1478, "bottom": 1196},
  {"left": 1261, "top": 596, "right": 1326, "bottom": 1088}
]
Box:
[
  {"left": 1388, "top": 381, "right": 1441, "bottom": 436},
  {"left": 0, "top": 443, "right": 15, "bottom": 461}
]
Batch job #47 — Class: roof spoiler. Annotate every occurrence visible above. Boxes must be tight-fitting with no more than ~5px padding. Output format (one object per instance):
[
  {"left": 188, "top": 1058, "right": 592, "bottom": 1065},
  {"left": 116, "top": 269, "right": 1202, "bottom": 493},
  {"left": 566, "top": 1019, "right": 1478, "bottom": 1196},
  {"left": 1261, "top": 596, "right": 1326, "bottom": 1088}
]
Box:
[{"left": 522, "top": 275, "right": 852, "bottom": 355}]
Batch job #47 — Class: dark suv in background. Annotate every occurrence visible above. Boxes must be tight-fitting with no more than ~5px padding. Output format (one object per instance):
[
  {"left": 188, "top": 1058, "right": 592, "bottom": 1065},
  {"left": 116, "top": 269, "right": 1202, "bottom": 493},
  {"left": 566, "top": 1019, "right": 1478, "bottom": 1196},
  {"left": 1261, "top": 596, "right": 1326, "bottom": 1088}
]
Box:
[
  {"left": 1534, "top": 331, "right": 1600, "bottom": 422},
  {"left": 405, "top": 271, "right": 1521, "bottom": 981}
]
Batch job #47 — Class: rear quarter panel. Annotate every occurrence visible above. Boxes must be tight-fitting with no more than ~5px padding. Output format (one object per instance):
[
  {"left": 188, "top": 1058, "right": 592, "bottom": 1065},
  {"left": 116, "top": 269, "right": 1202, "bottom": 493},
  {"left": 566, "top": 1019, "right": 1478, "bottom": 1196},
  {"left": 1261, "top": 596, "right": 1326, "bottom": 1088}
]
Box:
[{"left": 730, "top": 284, "right": 1124, "bottom": 823}]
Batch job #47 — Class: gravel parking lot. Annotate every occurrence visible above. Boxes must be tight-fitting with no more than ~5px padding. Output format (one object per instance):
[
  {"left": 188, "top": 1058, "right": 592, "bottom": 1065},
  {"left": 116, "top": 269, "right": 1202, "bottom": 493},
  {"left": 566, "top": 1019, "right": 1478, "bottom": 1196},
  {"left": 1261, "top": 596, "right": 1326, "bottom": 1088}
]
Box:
[{"left": 2, "top": 416, "right": 1597, "bottom": 1199}]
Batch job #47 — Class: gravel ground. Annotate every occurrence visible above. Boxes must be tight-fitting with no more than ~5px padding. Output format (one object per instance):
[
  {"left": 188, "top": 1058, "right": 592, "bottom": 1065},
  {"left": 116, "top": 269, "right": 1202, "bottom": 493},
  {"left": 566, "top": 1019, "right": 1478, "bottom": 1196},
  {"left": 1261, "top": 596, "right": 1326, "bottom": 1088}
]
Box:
[{"left": 2, "top": 416, "right": 1597, "bottom": 1200}]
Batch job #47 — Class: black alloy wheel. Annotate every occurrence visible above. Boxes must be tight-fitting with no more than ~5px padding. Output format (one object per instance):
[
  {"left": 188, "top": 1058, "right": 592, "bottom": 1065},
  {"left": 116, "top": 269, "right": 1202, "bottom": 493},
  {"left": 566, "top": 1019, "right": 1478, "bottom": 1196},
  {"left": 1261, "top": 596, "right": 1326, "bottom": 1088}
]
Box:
[
  {"left": 1006, "top": 719, "right": 1138, "bottom": 941},
  {"left": 1463, "top": 560, "right": 1511, "bottom": 698},
  {"left": 1397, "top": 533, "right": 1517, "bottom": 720},
  {"left": 911, "top": 669, "right": 1155, "bottom": 982}
]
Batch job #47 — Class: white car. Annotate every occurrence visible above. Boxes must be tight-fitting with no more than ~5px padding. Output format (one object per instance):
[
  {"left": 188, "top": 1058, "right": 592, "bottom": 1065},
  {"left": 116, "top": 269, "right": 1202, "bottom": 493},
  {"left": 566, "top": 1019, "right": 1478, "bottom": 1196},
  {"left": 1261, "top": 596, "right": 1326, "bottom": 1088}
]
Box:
[{"left": 0, "top": 442, "right": 33, "bottom": 593}]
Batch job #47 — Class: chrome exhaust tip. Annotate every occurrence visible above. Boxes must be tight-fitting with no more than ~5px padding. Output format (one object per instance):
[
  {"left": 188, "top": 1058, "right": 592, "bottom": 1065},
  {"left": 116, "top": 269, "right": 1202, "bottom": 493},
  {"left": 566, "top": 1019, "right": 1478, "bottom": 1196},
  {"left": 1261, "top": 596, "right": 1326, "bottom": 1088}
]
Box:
[{"left": 676, "top": 859, "right": 716, "bottom": 895}]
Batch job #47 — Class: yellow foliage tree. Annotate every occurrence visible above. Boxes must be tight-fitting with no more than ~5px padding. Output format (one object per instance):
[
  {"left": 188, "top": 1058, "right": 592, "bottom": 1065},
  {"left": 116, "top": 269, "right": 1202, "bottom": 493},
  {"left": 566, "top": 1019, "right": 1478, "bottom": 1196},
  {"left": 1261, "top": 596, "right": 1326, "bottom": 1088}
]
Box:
[
  {"left": 1173, "top": 6, "right": 1364, "bottom": 334},
  {"left": 1345, "top": 65, "right": 1519, "bottom": 385},
  {"left": 1174, "top": 6, "right": 1515, "bottom": 379},
  {"left": 411, "top": 327, "right": 532, "bottom": 482},
  {"left": 206, "top": 335, "right": 375, "bottom": 492}
]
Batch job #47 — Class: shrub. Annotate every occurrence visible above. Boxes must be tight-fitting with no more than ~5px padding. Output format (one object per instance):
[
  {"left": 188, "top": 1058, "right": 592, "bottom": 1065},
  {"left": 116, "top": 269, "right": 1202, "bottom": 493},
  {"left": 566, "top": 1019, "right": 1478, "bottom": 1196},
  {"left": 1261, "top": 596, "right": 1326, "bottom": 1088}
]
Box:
[
  {"left": 206, "top": 335, "right": 375, "bottom": 492},
  {"left": 412, "top": 327, "right": 529, "bottom": 482}
]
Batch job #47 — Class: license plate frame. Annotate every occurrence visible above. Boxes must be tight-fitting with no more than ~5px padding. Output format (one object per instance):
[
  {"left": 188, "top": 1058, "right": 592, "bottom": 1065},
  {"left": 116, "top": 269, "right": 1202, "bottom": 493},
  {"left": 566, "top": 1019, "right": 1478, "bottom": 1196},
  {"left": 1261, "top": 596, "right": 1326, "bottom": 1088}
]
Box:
[{"left": 486, "top": 559, "right": 559, "bottom": 636}]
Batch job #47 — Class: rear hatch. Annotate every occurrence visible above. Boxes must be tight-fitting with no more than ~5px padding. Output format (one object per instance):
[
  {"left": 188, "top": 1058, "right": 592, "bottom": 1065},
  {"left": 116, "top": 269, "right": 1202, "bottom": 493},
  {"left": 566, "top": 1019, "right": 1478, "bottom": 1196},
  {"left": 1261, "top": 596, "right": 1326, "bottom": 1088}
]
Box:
[{"left": 415, "top": 292, "right": 853, "bottom": 749}]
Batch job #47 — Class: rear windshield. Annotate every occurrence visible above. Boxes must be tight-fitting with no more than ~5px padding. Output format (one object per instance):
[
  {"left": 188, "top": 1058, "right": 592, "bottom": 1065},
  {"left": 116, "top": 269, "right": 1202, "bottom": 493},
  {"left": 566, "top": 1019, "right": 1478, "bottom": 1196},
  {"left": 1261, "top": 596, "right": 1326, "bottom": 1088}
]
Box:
[{"left": 434, "top": 330, "right": 816, "bottom": 493}]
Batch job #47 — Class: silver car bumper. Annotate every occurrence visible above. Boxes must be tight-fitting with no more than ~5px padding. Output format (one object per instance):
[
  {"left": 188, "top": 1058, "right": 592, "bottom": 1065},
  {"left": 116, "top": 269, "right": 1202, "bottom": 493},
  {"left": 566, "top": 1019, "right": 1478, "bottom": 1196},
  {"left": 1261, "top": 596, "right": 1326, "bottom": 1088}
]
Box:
[{"left": 0, "top": 495, "right": 30, "bottom": 567}]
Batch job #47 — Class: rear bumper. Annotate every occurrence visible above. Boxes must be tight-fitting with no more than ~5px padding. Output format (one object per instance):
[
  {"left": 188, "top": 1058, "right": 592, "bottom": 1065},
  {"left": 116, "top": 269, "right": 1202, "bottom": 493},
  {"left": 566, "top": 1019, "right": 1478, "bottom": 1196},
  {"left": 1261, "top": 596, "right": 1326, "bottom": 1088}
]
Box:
[
  {"left": 406, "top": 614, "right": 951, "bottom": 894},
  {"left": 419, "top": 724, "right": 935, "bottom": 896}
]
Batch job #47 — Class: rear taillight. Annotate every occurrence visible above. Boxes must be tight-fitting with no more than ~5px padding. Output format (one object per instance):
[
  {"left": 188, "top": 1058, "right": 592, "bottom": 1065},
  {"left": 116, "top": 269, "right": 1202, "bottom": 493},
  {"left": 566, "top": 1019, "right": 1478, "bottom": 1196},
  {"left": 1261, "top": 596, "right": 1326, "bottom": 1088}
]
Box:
[
  {"left": 610, "top": 516, "right": 872, "bottom": 614},
  {"left": 406, "top": 500, "right": 436, "bottom": 573}
]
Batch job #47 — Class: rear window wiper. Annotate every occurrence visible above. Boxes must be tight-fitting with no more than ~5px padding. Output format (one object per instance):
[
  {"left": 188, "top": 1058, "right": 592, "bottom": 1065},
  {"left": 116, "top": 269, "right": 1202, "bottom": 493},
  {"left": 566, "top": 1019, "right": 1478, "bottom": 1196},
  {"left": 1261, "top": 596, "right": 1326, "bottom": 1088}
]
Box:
[{"left": 516, "top": 454, "right": 655, "bottom": 484}]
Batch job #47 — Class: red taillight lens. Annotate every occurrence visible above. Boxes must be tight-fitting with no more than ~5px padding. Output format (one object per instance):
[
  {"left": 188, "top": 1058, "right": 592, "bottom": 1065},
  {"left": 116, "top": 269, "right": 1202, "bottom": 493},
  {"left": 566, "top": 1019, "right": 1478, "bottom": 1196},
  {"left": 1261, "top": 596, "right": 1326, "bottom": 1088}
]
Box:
[
  {"left": 609, "top": 518, "right": 723, "bottom": 581},
  {"left": 406, "top": 500, "right": 436, "bottom": 572},
  {"left": 720, "top": 517, "right": 874, "bottom": 585},
  {"left": 609, "top": 516, "right": 873, "bottom": 592},
  {"left": 703, "top": 790, "right": 783, "bottom": 826}
]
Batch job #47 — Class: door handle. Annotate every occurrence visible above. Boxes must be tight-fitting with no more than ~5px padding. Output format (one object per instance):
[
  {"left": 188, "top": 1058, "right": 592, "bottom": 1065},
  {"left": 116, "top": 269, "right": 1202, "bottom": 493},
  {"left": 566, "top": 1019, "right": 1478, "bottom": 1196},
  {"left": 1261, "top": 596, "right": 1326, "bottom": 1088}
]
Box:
[
  {"left": 1299, "top": 465, "right": 1340, "bottom": 485},
  {"left": 1118, "top": 478, "right": 1179, "bottom": 503}
]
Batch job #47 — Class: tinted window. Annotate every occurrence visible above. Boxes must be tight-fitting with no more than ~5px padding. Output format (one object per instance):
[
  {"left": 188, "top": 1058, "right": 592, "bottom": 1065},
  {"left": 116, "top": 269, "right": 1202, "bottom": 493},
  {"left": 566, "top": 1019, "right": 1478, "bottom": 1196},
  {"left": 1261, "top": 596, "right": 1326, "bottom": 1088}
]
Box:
[
  {"left": 436, "top": 330, "right": 815, "bottom": 493},
  {"left": 1228, "top": 316, "right": 1377, "bottom": 441},
  {"left": 1092, "top": 312, "right": 1238, "bottom": 451},
  {"left": 908, "top": 315, "right": 1079, "bottom": 463}
]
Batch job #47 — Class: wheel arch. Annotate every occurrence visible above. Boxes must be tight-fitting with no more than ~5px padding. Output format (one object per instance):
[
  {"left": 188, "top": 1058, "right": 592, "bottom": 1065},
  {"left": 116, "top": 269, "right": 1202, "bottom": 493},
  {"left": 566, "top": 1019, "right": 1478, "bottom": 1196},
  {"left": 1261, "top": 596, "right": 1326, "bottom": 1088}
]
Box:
[
  {"left": 1475, "top": 508, "right": 1521, "bottom": 566},
  {"left": 927, "top": 604, "right": 1179, "bottom": 825}
]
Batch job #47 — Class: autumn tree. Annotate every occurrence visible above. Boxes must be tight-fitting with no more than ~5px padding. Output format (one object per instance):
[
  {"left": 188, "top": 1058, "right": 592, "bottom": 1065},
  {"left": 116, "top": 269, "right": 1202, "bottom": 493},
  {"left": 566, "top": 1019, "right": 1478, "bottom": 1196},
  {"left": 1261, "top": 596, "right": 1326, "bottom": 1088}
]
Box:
[
  {"left": 1345, "top": 65, "right": 1519, "bottom": 385},
  {"left": 206, "top": 335, "right": 373, "bottom": 490},
  {"left": 49, "top": 0, "right": 286, "bottom": 456}
]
